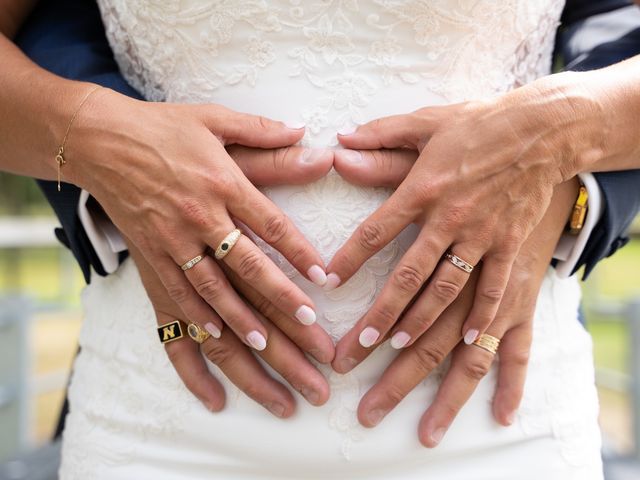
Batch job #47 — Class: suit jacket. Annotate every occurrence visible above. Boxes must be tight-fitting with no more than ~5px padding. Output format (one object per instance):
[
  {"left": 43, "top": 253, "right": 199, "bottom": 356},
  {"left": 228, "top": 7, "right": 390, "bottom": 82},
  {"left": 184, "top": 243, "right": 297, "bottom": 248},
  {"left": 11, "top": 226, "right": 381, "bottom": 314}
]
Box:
[{"left": 14, "top": 0, "right": 640, "bottom": 282}]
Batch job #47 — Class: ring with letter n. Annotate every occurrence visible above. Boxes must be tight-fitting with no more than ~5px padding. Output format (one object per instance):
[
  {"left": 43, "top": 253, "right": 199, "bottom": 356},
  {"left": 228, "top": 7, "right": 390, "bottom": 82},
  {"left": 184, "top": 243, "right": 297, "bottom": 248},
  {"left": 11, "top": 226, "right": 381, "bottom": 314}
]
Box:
[{"left": 157, "top": 320, "right": 185, "bottom": 344}]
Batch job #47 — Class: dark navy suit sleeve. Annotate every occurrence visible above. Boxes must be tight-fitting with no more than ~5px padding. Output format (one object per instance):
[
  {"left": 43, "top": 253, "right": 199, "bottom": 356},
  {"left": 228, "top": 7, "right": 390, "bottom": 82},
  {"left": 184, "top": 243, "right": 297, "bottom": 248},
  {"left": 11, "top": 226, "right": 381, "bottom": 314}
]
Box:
[
  {"left": 558, "top": 0, "right": 640, "bottom": 278},
  {"left": 14, "top": 0, "right": 143, "bottom": 283}
]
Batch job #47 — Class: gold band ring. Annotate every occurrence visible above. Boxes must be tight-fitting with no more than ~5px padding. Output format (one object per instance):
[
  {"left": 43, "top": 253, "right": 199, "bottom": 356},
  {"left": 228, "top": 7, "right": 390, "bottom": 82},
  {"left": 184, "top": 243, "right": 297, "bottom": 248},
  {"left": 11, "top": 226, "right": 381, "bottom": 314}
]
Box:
[
  {"left": 472, "top": 334, "right": 501, "bottom": 355},
  {"left": 187, "top": 323, "right": 211, "bottom": 344},
  {"left": 180, "top": 254, "right": 205, "bottom": 271},
  {"left": 444, "top": 252, "right": 474, "bottom": 273},
  {"left": 157, "top": 320, "right": 185, "bottom": 345},
  {"left": 214, "top": 228, "right": 242, "bottom": 260}
]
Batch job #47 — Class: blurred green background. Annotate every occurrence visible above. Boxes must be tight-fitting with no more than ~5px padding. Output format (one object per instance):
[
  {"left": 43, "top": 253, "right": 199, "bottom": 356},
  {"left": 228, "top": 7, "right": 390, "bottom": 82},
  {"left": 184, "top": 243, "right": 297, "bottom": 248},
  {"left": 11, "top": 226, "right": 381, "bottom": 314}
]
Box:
[{"left": 0, "top": 171, "right": 639, "bottom": 460}]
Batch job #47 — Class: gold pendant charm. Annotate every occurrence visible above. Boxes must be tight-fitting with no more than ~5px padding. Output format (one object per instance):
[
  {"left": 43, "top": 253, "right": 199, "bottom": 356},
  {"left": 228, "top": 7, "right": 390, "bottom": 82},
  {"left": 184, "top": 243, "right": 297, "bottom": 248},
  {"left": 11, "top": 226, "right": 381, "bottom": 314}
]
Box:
[{"left": 55, "top": 147, "right": 66, "bottom": 192}]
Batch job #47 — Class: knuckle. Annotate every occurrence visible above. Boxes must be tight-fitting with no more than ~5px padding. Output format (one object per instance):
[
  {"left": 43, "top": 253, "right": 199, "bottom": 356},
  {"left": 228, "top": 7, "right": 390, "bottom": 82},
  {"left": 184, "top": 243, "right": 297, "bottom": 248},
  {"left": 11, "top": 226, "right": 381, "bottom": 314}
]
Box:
[
  {"left": 201, "top": 340, "right": 230, "bottom": 367},
  {"left": 506, "top": 349, "right": 530, "bottom": 368},
  {"left": 211, "top": 172, "right": 237, "bottom": 198},
  {"left": 461, "top": 359, "right": 491, "bottom": 381},
  {"left": 403, "top": 313, "right": 434, "bottom": 333},
  {"left": 263, "top": 214, "right": 289, "bottom": 244},
  {"left": 392, "top": 265, "right": 425, "bottom": 294},
  {"left": 370, "top": 305, "right": 397, "bottom": 326},
  {"left": 166, "top": 282, "right": 191, "bottom": 305},
  {"left": 256, "top": 115, "right": 270, "bottom": 131},
  {"left": 238, "top": 250, "right": 267, "bottom": 281},
  {"left": 357, "top": 221, "right": 386, "bottom": 252},
  {"left": 381, "top": 383, "right": 408, "bottom": 405},
  {"left": 413, "top": 344, "right": 447, "bottom": 372},
  {"left": 431, "top": 278, "right": 462, "bottom": 303},
  {"left": 195, "top": 277, "right": 224, "bottom": 302},
  {"left": 273, "top": 286, "right": 297, "bottom": 309},
  {"left": 479, "top": 287, "right": 504, "bottom": 305},
  {"left": 165, "top": 344, "right": 183, "bottom": 365},
  {"left": 180, "top": 199, "right": 210, "bottom": 229}
]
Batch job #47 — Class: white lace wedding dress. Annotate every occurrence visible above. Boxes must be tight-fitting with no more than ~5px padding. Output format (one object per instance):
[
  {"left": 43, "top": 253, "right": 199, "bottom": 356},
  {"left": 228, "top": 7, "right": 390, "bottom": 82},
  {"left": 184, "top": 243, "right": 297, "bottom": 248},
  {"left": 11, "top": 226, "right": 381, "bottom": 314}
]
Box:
[{"left": 59, "top": 1, "right": 603, "bottom": 479}]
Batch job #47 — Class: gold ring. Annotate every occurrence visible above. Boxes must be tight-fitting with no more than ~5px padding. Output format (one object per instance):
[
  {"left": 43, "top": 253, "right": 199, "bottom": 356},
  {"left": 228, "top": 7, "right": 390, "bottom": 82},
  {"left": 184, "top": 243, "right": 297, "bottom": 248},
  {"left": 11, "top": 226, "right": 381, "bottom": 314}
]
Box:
[
  {"left": 187, "top": 323, "right": 211, "bottom": 344},
  {"left": 472, "top": 334, "right": 501, "bottom": 355},
  {"left": 157, "top": 320, "right": 185, "bottom": 344},
  {"left": 180, "top": 253, "right": 205, "bottom": 271},
  {"left": 214, "top": 228, "right": 242, "bottom": 260},
  {"left": 444, "top": 252, "right": 474, "bottom": 273}
]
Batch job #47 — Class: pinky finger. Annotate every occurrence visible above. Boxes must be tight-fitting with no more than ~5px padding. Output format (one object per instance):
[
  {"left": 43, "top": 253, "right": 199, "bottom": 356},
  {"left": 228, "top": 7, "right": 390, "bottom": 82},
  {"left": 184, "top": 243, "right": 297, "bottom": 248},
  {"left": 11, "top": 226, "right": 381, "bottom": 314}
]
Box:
[
  {"left": 158, "top": 313, "right": 226, "bottom": 412},
  {"left": 492, "top": 322, "right": 533, "bottom": 426}
]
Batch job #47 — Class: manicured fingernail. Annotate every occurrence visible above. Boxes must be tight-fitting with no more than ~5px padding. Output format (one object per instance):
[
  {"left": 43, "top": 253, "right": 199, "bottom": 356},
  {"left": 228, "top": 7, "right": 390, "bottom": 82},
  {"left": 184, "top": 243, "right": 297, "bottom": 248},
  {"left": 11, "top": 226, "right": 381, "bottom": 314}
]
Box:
[
  {"left": 301, "top": 148, "right": 329, "bottom": 165},
  {"left": 295, "top": 305, "right": 316, "bottom": 325},
  {"left": 366, "top": 409, "right": 387, "bottom": 427},
  {"left": 268, "top": 402, "right": 286, "bottom": 417},
  {"left": 337, "top": 357, "right": 358, "bottom": 373},
  {"left": 285, "top": 121, "right": 306, "bottom": 130},
  {"left": 307, "top": 264, "right": 328, "bottom": 286},
  {"left": 359, "top": 327, "right": 380, "bottom": 348},
  {"left": 204, "top": 322, "right": 221, "bottom": 339},
  {"left": 505, "top": 411, "right": 516, "bottom": 426},
  {"left": 390, "top": 331, "right": 411, "bottom": 349},
  {"left": 301, "top": 387, "right": 321, "bottom": 405},
  {"left": 324, "top": 273, "right": 341, "bottom": 291},
  {"left": 246, "top": 330, "right": 267, "bottom": 351},
  {"left": 430, "top": 427, "right": 447, "bottom": 446},
  {"left": 338, "top": 125, "right": 357, "bottom": 136},
  {"left": 339, "top": 149, "right": 363, "bottom": 165},
  {"left": 464, "top": 329, "right": 479, "bottom": 345}
]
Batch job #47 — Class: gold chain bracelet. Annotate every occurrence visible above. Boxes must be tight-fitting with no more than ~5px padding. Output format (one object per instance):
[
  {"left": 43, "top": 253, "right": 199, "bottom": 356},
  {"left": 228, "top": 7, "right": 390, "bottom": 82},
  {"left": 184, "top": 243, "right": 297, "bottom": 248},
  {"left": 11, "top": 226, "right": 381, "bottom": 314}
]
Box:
[{"left": 55, "top": 85, "right": 102, "bottom": 191}]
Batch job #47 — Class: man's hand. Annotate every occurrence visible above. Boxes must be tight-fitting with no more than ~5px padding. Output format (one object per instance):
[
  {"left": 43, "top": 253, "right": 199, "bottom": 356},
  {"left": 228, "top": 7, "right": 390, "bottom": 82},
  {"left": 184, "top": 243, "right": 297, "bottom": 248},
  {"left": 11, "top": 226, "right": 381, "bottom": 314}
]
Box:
[
  {"left": 67, "top": 90, "right": 332, "bottom": 353},
  {"left": 333, "top": 147, "right": 578, "bottom": 445},
  {"left": 129, "top": 144, "right": 334, "bottom": 417}
]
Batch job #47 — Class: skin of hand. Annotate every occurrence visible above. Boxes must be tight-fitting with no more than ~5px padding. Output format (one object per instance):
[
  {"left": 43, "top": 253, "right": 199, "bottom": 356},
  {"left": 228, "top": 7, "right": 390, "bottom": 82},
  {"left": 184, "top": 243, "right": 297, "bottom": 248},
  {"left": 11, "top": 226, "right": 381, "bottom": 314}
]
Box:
[
  {"left": 332, "top": 147, "right": 579, "bottom": 446},
  {"left": 326, "top": 62, "right": 640, "bottom": 373},
  {"left": 128, "top": 144, "right": 335, "bottom": 418},
  {"left": 0, "top": 28, "right": 332, "bottom": 356}
]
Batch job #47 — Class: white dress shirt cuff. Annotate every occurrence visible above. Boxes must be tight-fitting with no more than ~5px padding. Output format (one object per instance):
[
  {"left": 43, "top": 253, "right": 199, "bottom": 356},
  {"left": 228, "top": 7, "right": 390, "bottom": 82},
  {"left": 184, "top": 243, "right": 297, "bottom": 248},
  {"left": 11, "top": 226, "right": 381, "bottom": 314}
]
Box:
[{"left": 78, "top": 189, "right": 127, "bottom": 274}]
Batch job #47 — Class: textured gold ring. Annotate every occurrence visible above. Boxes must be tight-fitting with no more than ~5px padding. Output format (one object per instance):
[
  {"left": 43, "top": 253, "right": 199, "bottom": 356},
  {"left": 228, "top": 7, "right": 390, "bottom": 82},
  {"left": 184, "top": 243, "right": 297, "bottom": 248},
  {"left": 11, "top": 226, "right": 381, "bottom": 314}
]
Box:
[
  {"left": 472, "top": 334, "right": 501, "bottom": 355},
  {"left": 214, "top": 228, "right": 242, "bottom": 260},
  {"left": 180, "top": 254, "right": 205, "bottom": 271},
  {"left": 187, "top": 323, "right": 211, "bottom": 344},
  {"left": 444, "top": 252, "right": 474, "bottom": 273}
]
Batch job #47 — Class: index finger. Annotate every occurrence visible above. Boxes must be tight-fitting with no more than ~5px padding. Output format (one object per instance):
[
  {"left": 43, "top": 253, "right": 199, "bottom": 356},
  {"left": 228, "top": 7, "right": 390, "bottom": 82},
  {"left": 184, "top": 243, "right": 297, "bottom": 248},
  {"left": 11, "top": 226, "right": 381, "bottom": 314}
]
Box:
[{"left": 325, "top": 187, "right": 419, "bottom": 289}]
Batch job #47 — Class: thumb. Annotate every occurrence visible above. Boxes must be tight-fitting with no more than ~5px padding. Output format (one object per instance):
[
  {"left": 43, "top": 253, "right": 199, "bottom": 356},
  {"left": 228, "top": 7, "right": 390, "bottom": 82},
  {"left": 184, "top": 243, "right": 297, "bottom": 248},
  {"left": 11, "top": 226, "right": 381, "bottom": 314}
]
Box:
[
  {"left": 334, "top": 148, "right": 417, "bottom": 188},
  {"left": 227, "top": 145, "right": 333, "bottom": 186},
  {"left": 198, "top": 105, "right": 306, "bottom": 148}
]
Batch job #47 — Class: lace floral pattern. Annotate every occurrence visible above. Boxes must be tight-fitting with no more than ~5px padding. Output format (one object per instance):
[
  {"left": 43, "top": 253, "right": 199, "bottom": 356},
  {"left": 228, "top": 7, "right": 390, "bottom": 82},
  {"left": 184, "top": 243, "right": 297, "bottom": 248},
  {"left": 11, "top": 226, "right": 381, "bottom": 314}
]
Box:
[{"left": 66, "top": 1, "right": 601, "bottom": 476}]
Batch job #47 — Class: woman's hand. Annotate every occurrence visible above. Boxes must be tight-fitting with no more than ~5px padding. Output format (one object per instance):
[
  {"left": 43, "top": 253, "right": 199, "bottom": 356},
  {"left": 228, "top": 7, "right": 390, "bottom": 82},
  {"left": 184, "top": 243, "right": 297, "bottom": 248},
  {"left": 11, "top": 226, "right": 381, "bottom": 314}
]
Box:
[
  {"left": 128, "top": 144, "right": 334, "bottom": 417},
  {"left": 64, "top": 89, "right": 333, "bottom": 353},
  {"left": 333, "top": 148, "right": 578, "bottom": 444}
]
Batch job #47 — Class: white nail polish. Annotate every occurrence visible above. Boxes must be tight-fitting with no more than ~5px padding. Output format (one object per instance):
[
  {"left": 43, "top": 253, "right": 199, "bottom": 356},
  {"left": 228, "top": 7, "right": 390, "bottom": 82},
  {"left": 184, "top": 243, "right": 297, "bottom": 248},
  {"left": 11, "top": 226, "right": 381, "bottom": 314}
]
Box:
[
  {"left": 505, "top": 411, "right": 516, "bottom": 425},
  {"left": 204, "top": 322, "right": 221, "bottom": 339},
  {"left": 338, "top": 149, "right": 363, "bottom": 165},
  {"left": 359, "top": 326, "right": 380, "bottom": 348},
  {"left": 338, "top": 125, "right": 357, "bottom": 136},
  {"left": 285, "top": 121, "right": 306, "bottom": 130},
  {"left": 430, "top": 427, "right": 446, "bottom": 445},
  {"left": 464, "top": 329, "right": 479, "bottom": 345},
  {"left": 307, "top": 264, "right": 328, "bottom": 286},
  {"left": 246, "top": 330, "right": 267, "bottom": 351},
  {"left": 390, "top": 331, "right": 411, "bottom": 349},
  {"left": 295, "top": 305, "right": 317, "bottom": 325},
  {"left": 324, "top": 273, "right": 341, "bottom": 291}
]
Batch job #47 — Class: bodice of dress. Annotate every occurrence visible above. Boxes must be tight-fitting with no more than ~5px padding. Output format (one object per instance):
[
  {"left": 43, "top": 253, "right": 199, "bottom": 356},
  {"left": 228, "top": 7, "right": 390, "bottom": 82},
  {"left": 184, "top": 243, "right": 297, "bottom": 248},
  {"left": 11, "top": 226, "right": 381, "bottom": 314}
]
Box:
[{"left": 97, "top": 0, "right": 566, "bottom": 342}]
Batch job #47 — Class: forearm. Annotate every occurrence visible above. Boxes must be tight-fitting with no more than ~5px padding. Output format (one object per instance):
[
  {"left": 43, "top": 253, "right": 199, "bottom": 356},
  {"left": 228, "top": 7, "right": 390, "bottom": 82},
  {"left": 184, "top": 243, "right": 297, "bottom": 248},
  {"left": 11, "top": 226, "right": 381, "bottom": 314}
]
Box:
[
  {"left": 0, "top": 33, "right": 97, "bottom": 185},
  {"left": 498, "top": 56, "right": 640, "bottom": 181}
]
